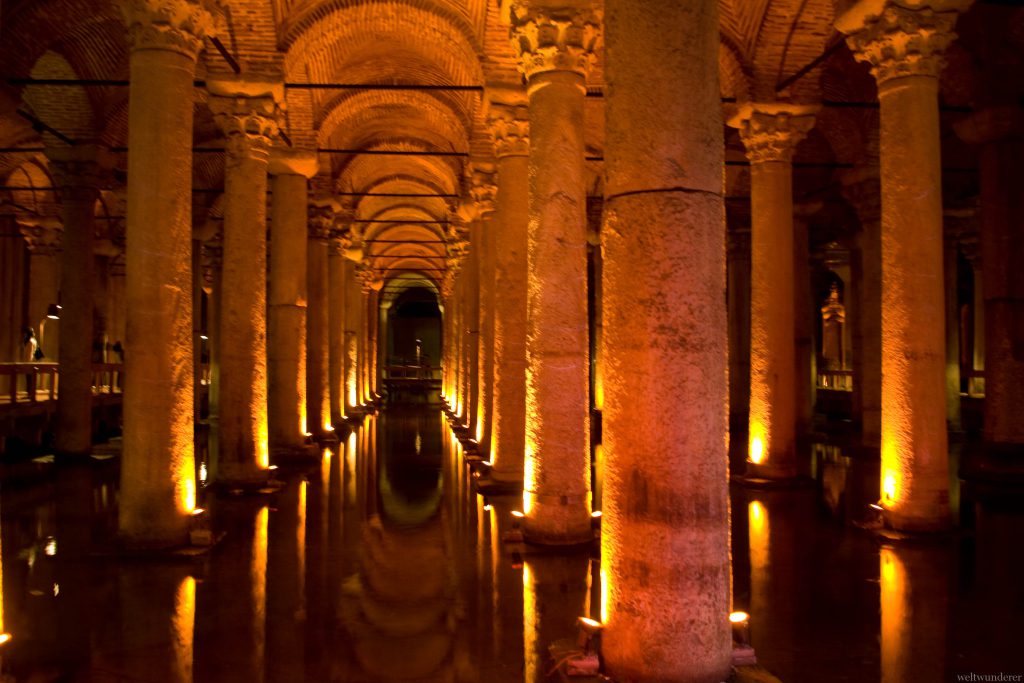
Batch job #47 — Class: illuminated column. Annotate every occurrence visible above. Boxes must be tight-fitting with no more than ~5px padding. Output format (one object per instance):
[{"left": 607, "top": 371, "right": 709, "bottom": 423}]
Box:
[
  {"left": 119, "top": 0, "right": 213, "bottom": 547},
  {"left": 793, "top": 203, "right": 818, "bottom": 436},
  {"left": 343, "top": 255, "right": 363, "bottom": 415},
  {"left": 208, "top": 78, "right": 281, "bottom": 486},
  {"left": 955, "top": 106, "right": 1024, "bottom": 447},
  {"left": 307, "top": 199, "right": 336, "bottom": 438},
  {"left": 202, "top": 239, "right": 222, "bottom": 419},
  {"left": 49, "top": 147, "right": 107, "bottom": 456},
  {"left": 728, "top": 226, "right": 752, "bottom": 433},
  {"left": 18, "top": 219, "right": 62, "bottom": 360},
  {"left": 461, "top": 219, "right": 480, "bottom": 429},
  {"left": 730, "top": 102, "right": 817, "bottom": 480},
  {"left": 327, "top": 227, "right": 350, "bottom": 426},
  {"left": 842, "top": 170, "right": 883, "bottom": 449},
  {"left": 484, "top": 93, "right": 529, "bottom": 485},
  {"left": 601, "top": 0, "right": 731, "bottom": 678},
  {"left": 837, "top": 0, "right": 971, "bottom": 530},
  {"left": 961, "top": 237, "right": 984, "bottom": 393},
  {"left": 471, "top": 170, "right": 497, "bottom": 450},
  {"left": 513, "top": 8, "right": 598, "bottom": 543},
  {"left": 267, "top": 149, "right": 317, "bottom": 453}
]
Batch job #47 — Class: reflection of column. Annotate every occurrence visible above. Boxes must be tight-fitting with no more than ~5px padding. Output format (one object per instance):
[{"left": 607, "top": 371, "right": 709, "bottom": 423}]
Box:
[
  {"left": 472, "top": 171, "right": 497, "bottom": 450},
  {"left": 838, "top": 0, "right": 970, "bottom": 530},
  {"left": 485, "top": 92, "right": 529, "bottom": 485},
  {"left": 307, "top": 199, "right": 336, "bottom": 438},
  {"left": 208, "top": 78, "right": 281, "bottom": 486},
  {"left": 19, "top": 219, "right": 62, "bottom": 360},
  {"left": 879, "top": 543, "right": 949, "bottom": 683},
  {"left": 522, "top": 553, "right": 590, "bottom": 683},
  {"left": 266, "top": 479, "right": 307, "bottom": 683},
  {"left": 843, "top": 170, "right": 882, "bottom": 448},
  {"left": 728, "top": 227, "right": 752, "bottom": 433},
  {"left": 50, "top": 147, "right": 106, "bottom": 456},
  {"left": 955, "top": 107, "right": 1024, "bottom": 446},
  {"left": 601, "top": 1, "right": 731, "bottom": 678},
  {"left": 119, "top": 0, "right": 213, "bottom": 547},
  {"left": 116, "top": 565, "right": 195, "bottom": 683},
  {"left": 730, "top": 102, "right": 817, "bottom": 480},
  {"left": 512, "top": 8, "right": 597, "bottom": 543},
  {"left": 268, "top": 149, "right": 318, "bottom": 453}
]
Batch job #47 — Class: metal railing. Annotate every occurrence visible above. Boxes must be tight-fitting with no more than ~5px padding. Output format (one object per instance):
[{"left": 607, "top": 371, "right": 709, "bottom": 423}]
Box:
[
  {"left": 816, "top": 368, "right": 853, "bottom": 392},
  {"left": 383, "top": 364, "right": 442, "bottom": 380},
  {"left": 0, "top": 362, "right": 124, "bottom": 405}
]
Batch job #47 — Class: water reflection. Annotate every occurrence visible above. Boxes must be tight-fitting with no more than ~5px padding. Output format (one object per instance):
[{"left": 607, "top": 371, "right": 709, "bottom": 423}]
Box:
[{"left": 0, "top": 415, "right": 1021, "bottom": 682}]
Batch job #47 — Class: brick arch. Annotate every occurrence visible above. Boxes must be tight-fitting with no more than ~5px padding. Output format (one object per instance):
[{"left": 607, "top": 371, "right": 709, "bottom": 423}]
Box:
[
  {"left": 3, "top": 159, "right": 59, "bottom": 220},
  {"left": 317, "top": 90, "right": 470, "bottom": 151},
  {"left": 751, "top": 0, "right": 835, "bottom": 100},
  {"left": 22, "top": 51, "right": 97, "bottom": 141},
  {"left": 331, "top": 152, "right": 462, "bottom": 199}
]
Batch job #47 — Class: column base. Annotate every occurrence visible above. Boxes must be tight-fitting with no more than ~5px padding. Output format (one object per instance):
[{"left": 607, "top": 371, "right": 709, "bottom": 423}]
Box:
[
  {"left": 211, "top": 467, "right": 276, "bottom": 494},
  {"left": 732, "top": 472, "right": 814, "bottom": 489},
  {"left": 270, "top": 442, "right": 320, "bottom": 465},
  {"left": 738, "top": 458, "right": 802, "bottom": 485},
  {"left": 474, "top": 474, "right": 523, "bottom": 495},
  {"left": 523, "top": 493, "right": 592, "bottom": 546},
  {"left": 879, "top": 509, "right": 952, "bottom": 534},
  {"left": 959, "top": 441, "right": 1024, "bottom": 486}
]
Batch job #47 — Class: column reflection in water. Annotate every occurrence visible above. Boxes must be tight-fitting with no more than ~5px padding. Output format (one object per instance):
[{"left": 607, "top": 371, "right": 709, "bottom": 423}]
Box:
[
  {"left": 265, "top": 474, "right": 307, "bottom": 683},
  {"left": 336, "top": 408, "right": 454, "bottom": 680},
  {"left": 522, "top": 552, "right": 590, "bottom": 683},
  {"left": 879, "top": 542, "right": 949, "bottom": 683},
  {"left": 194, "top": 501, "right": 268, "bottom": 683}
]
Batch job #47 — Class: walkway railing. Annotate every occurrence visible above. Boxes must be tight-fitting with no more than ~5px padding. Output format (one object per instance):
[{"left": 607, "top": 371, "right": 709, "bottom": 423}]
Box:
[
  {"left": 384, "top": 364, "right": 441, "bottom": 380},
  {"left": 0, "top": 362, "right": 124, "bottom": 406},
  {"left": 816, "top": 368, "right": 853, "bottom": 392}
]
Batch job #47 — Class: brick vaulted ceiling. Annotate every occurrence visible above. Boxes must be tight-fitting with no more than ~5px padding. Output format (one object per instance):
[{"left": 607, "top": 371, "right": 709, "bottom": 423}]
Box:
[{"left": 1, "top": 0, "right": 1022, "bottom": 284}]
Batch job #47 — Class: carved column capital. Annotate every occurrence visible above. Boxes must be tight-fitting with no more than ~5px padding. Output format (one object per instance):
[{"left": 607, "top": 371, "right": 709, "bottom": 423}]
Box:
[
  {"left": 120, "top": 0, "right": 216, "bottom": 57},
  {"left": 486, "top": 97, "right": 530, "bottom": 158},
  {"left": 308, "top": 198, "right": 339, "bottom": 242},
  {"left": 510, "top": 6, "right": 602, "bottom": 79},
  {"left": 268, "top": 147, "right": 319, "bottom": 177},
  {"left": 356, "top": 263, "right": 381, "bottom": 293},
  {"left": 728, "top": 102, "right": 818, "bottom": 165},
  {"left": 18, "top": 218, "right": 63, "bottom": 255},
  {"left": 470, "top": 167, "right": 498, "bottom": 217},
  {"left": 836, "top": 0, "right": 973, "bottom": 86},
  {"left": 208, "top": 79, "right": 283, "bottom": 158}
]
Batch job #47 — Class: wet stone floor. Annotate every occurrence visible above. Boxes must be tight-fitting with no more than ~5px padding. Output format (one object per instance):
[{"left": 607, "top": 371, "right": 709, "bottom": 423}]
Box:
[{"left": 0, "top": 406, "right": 1021, "bottom": 682}]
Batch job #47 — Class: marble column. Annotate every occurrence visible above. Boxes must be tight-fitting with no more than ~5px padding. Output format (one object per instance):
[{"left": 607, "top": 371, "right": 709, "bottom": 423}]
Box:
[
  {"left": 484, "top": 93, "right": 529, "bottom": 485},
  {"left": 793, "top": 203, "right": 818, "bottom": 437},
  {"left": 307, "top": 199, "right": 336, "bottom": 439},
  {"left": 118, "top": 0, "right": 213, "bottom": 547},
  {"left": 955, "top": 106, "right": 1024, "bottom": 447},
  {"left": 601, "top": 0, "right": 731, "bottom": 679},
  {"left": 512, "top": 8, "right": 598, "bottom": 543},
  {"left": 19, "top": 219, "right": 62, "bottom": 359},
  {"left": 461, "top": 220, "right": 480, "bottom": 431},
  {"left": 49, "top": 146, "right": 109, "bottom": 456},
  {"left": 471, "top": 171, "right": 497, "bottom": 450},
  {"left": 730, "top": 102, "right": 818, "bottom": 480},
  {"left": 267, "top": 149, "right": 318, "bottom": 454},
  {"left": 728, "top": 226, "right": 752, "bottom": 435},
  {"left": 843, "top": 170, "right": 883, "bottom": 450},
  {"left": 208, "top": 77, "right": 281, "bottom": 487},
  {"left": 942, "top": 225, "right": 962, "bottom": 431},
  {"left": 343, "top": 254, "right": 363, "bottom": 416},
  {"left": 837, "top": 0, "right": 971, "bottom": 530},
  {"left": 327, "top": 224, "right": 350, "bottom": 426}
]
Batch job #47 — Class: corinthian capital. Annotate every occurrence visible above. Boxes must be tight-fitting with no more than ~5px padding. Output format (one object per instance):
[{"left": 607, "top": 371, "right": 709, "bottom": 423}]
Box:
[
  {"left": 470, "top": 167, "right": 498, "bottom": 217},
  {"left": 835, "top": 0, "right": 973, "bottom": 86},
  {"left": 120, "top": 0, "right": 216, "bottom": 57},
  {"left": 486, "top": 96, "right": 530, "bottom": 158},
  {"left": 510, "top": 6, "right": 602, "bottom": 79},
  {"left": 728, "top": 102, "right": 819, "bottom": 165},
  {"left": 208, "top": 78, "right": 283, "bottom": 157},
  {"left": 308, "top": 197, "right": 339, "bottom": 241},
  {"left": 18, "top": 218, "right": 63, "bottom": 255}
]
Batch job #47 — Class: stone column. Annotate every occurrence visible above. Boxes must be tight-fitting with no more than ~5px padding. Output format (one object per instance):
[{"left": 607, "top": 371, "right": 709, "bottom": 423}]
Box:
[
  {"left": 118, "top": 0, "right": 214, "bottom": 547},
  {"left": 600, "top": 0, "right": 731, "bottom": 678},
  {"left": 202, "top": 239, "right": 222, "bottom": 419},
  {"left": 793, "top": 203, "right": 819, "bottom": 437},
  {"left": 49, "top": 146, "right": 109, "bottom": 456},
  {"left": 267, "top": 149, "right": 318, "bottom": 454},
  {"left": 837, "top": 0, "right": 971, "bottom": 530},
  {"left": 727, "top": 226, "right": 752, "bottom": 436},
  {"left": 327, "top": 225, "right": 350, "bottom": 426},
  {"left": 843, "top": 170, "right": 883, "bottom": 449},
  {"left": 471, "top": 171, "right": 497, "bottom": 450},
  {"left": 208, "top": 77, "right": 281, "bottom": 487},
  {"left": 484, "top": 92, "right": 529, "bottom": 486},
  {"left": 461, "top": 219, "right": 480, "bottom": 432},
  {"left": 960, "top": 236, "right": 984, "bottom": 395},
  {"left": 343, "top": 254, "right": 363, "bottom": 416},
  {"left": 19, "top": 219, "right": 62, "bottom": 359},
  {"left": 955, "top": 106, "right": 1024, "bottom": 447},
  {"left": 942, "top": 224, "right": 962, "bottom": 431},
  {"left": 729, "top": 102, "right": 818, "bottom": 480},
  {"left": 307, "top": 198, "right": 336, "bottom": 439},
  {"left": 512, "top": 8, "right": 598, "bottom": 543}
]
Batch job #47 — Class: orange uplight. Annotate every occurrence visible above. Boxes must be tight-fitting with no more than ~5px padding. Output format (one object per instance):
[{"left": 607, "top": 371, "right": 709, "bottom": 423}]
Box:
[
  {"left": 749, "top": 434, "right": 765, "bottom": 465},
  {"left": 182, "top": 474, "right": 197, "bottom": 514},
  {"left": 729, "top": 611, "right": 750, "bottom": 624},
  {"left": 883, "top": 471, "right": 898, "bottom": 502},
  {"left": 0, "top": 633, "right": 11, "bottom": 646}
]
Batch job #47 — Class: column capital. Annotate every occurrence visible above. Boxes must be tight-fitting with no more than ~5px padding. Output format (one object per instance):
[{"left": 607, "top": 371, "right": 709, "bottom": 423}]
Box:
[
  {"left": 308, "top": 198, "right": 338, "bottom": 241},
  {"left": 728, "top": 102, "right": 819, "bottom": 165},
  {"left": 269, "top": 147, "right": 319, "bottom": 177},
  {"left": 485, "top": 95, "right": 530, "bottom": 158},
  {"left": 208, "top": 78, "right": 283, "bottom": 157},
  {"left": 46, "top": 144, "right": 114, "bottom": 204},
  {"left": 841, "top": 167, "right": 882, "bottom": 224},
  {"left": 332, "top": 217, "right": 364, "bottom": 261},
  {"left": 470, "top": 168, "right": 498, "bottom": 217},
  {"left": 510, "top": 5, "right": 602, "bottom": 80},
  {"left": 356, "top": 263, "right": 381, "bottom": 293},
  {"left": 835, "top": 0, "right": 973, "bottom": 86},
  {"left": 120, "top": 0, "right": 216, "bottom": 58},
  {"left": 953, "top": 105, "right": 1024, "bottom": 145},
  {"left": 18, "top": 218, "right": 63, "bottom": 255}
]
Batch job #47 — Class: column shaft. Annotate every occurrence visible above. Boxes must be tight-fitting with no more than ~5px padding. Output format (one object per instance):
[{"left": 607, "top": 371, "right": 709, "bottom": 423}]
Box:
[
  {"left": 476, "top": 209, "right": 496, "bottom": 450},
  {"left": 601, "top": 0, "right": 731, "bottom": 678},
  {"left": 523, "top": 68, "right": 591, "bottom": 543},
  {"left": 328, "top": 246, "right": 346, "bottom": 425},
  {"left": 307, "top": 234, "right": 330, "bottom": 436}
]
